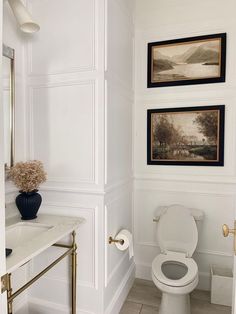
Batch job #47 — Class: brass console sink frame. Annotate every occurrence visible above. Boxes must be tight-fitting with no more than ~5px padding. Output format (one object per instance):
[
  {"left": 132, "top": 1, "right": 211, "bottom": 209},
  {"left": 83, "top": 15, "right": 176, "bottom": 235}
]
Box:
[{"left": 5, "top": 231, "right": 77, "bottom": 314}]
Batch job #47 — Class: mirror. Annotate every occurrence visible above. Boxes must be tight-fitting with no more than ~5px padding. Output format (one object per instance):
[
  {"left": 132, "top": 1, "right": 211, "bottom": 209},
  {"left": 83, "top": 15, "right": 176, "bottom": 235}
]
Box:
[{"left": 3, "top": 44, "right": 15, "bottom": 169}]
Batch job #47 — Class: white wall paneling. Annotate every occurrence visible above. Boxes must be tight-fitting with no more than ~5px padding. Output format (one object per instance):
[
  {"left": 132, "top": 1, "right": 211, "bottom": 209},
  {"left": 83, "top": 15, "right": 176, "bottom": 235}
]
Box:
[
  {"left": 2, "top": 0, "right": 135, "bottom": 312},
  {"left": 134, "top": 0, "right": 236, "bottom": 290},
  {"left": 105, "top": 0, "right": 134, "bottom": 189},
  {"left": 104, "top": 184, "right": 133, "bottom": 286},
  {"left": 25, "top": 0, "right": 106, "bottom": 193},
  {"left": 27, "top": 0, "right": 97, "bottom": 76},
  {"left": 28, "top": 80, "right": 98, "bottom": 188},
  {"left": 105, "top": 80, "right": 133, "bottom": 187},
  {"left": 33, "top": 203, "right": 99, "bottom": 289},
  {"left": 104, "top": 0, "right": 135, "bottom": 312},
  {"left": 104, "top": 183, "right": 135, "bottom": 312}
]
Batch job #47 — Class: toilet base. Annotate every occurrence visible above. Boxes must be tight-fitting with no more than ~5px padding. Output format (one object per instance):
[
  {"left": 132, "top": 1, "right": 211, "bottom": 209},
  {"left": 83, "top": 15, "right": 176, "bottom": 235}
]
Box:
[
  {"left": 159, "top": 292, "right": 190, "bottom": 314},
  {"left": 152, "top": 274, "right": 198, "bottom": 314}
]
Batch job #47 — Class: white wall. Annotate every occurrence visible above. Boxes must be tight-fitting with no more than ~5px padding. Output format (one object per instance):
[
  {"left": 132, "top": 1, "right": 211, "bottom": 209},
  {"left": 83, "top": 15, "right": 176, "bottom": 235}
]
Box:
[
  {"left": 104, "top": 0, "right": 134, "bottom": 312},
  {"left": 134, "top": 0, "right": 236, "bottom": 290},
  {"left": 2, "top": 0, "right": 135, "bottom": 313}
]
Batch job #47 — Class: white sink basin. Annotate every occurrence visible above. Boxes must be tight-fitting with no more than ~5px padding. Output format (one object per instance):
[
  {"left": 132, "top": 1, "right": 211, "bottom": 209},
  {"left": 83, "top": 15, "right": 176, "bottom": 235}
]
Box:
[
  {"left": 5, "top": 214, "right": 84, "bottom": 273},
  {"left": 6, "top": 222, "right": 53, "bottom": 249}
]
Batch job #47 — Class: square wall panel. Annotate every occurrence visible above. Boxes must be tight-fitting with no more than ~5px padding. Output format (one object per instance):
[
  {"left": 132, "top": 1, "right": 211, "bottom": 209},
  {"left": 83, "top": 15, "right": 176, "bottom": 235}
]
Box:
[
  {"left": 28, "top": 0, "right": 96, "bottom": 75},
  {"left": 31, "top": 82, "right": 96, "bottom": 184}
]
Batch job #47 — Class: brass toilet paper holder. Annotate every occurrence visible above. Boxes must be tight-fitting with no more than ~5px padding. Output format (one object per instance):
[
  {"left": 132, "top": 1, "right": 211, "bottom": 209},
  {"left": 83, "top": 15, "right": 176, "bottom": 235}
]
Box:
[{"left": 108, "top": 236, "right": 124, "bottom": 245}]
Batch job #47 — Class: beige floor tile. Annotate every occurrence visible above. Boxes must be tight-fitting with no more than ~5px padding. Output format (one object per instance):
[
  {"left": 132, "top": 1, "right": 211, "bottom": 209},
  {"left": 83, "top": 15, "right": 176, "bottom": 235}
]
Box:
[
  {"left": 119, "top": 301, "right": 142, "bottom": 314},
  {"left": 127, "top": 279, "right": 161, "bottom": 307},
  {"left": 123, "top": 279, "right": 231, "bottom": 314},
  {"left": 191, "top": 298, "right": 231, "bottom": 314},
  {"left": 134, "top": 279, "right": 157, "bottom": 288},
  {"left": 191, "top": 289, "right": 210, "bottom": 302},
  {"left": 140, "top": 304, "right": 159, "bottom": 314}
]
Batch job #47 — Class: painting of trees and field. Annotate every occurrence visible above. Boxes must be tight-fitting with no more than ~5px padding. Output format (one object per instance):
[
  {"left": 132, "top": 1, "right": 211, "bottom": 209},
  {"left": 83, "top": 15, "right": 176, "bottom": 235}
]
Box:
[
  {"left": 151, "top": 110, "right": 220, "bottom": 162},
  {"left": 151, "top": 38, "right": 221, "bottom": 83}
]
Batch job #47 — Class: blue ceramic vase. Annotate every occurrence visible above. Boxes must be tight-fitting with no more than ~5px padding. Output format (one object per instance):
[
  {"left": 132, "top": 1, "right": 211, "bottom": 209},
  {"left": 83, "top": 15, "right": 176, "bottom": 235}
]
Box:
[{"left": 15, "top": 190, "right": 42, "bottom": 220}]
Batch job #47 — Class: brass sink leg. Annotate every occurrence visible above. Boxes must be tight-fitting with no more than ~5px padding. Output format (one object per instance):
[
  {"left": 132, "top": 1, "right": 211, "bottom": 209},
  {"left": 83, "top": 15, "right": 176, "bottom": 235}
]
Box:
[
  {"left": 5, "top": 232, "right": 78, "bottom": 314},
  {"left": 7, "top": 274, "right": 13, "bottom": 314},
  {"left": 71, "top": 231, "right": 77, "bottom": 314}
]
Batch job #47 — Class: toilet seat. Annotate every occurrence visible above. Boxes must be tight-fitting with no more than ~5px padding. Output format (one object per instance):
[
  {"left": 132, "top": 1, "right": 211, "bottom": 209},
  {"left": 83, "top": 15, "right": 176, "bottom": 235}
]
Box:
[{"left": 152, "top": 252, "right": 198, "bottom": 287}]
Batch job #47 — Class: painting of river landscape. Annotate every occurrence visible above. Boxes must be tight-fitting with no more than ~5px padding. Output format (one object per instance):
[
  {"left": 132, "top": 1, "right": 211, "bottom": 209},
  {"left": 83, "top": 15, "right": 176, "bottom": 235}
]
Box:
[
  {"left": 147, "top": 106, "right": 225, "bottom": 166},
  {"left": 148, "top": 33, "right": 226, "bottom": 88}
]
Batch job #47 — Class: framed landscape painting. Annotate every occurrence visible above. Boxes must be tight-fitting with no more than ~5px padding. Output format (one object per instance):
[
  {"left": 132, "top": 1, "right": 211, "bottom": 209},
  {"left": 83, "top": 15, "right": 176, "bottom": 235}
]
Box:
[
  {"left": 147, "top": 33, "right": 226, "bottom": 88},
  {"left": 147, "top": 105, "right": 225, "bottom": 166}
]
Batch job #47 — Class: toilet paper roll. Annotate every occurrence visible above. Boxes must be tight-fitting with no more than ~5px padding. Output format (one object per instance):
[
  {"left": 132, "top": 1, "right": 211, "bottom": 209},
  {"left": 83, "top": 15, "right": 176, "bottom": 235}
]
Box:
[{"left": 115, "top": 229, "right": 134, "bottom": 259}]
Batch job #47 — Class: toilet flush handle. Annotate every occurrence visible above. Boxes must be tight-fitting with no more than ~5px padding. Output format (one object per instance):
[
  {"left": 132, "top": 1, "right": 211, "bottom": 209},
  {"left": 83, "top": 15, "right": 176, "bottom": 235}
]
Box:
[{"left": 153, "top": 218, "right": 159, "bottom": 223}]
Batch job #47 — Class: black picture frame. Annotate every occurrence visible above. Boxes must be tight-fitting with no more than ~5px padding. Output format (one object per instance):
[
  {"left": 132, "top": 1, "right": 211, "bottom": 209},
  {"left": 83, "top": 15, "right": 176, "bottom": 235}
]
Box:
[
  {"left": 147, "top": 33, "right": 226, "bottom": 88},
  {"left": 147, "top": 105, "right": 225, "bottom": 166}
]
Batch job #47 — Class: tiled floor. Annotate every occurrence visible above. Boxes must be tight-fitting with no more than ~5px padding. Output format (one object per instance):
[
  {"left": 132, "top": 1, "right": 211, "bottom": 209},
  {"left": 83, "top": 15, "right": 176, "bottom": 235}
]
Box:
[{"left": 120, "top": 279, "right": 231, "bottom": 314}]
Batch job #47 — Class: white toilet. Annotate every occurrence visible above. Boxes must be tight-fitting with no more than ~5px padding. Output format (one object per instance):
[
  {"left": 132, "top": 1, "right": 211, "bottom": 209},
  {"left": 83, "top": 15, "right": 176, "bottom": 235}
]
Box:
[{"left": 152, "top": 204, "right": 204, "bottom": 314}]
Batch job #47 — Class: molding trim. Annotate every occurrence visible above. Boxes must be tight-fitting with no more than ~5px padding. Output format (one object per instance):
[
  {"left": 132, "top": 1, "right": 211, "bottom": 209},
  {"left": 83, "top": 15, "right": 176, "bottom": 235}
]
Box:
[
  {"left": 135, "top": 242, "right": 233, "bottom": 258},
  {"left": 135, "top": 89, "right": 236, "bottom": 103},
  {"left": 39, "top": 177, "right": 132, "bottom": 195},
  {"left": 104, "top": 79, "right": 108, "bottom": 184},
  {"left": 134, "top": 184, "right": 236, "bottom": 197},
  {"left": 196, "top": 249, "right": 233, "bottom": 257},
  {"left": 134, "top": 175, "right": 236, "bottom": 186},
  {"left": 40, "top": 185, "right": 105, "bottom": 195},
  {"left": 27, "top": 80, "right": 98, "bottom": 186}
]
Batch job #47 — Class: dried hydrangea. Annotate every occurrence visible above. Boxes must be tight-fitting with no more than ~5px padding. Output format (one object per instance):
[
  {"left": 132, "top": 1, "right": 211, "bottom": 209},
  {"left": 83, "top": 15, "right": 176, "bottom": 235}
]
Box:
[{"left": 9, "top": 160, "right": 47, "bottom": 193}]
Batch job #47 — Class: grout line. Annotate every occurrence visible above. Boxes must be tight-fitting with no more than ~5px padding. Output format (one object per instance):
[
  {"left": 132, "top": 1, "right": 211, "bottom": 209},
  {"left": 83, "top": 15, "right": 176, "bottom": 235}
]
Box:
[{"left": 139, "top": 304, "right": 143, "bottom": 314}]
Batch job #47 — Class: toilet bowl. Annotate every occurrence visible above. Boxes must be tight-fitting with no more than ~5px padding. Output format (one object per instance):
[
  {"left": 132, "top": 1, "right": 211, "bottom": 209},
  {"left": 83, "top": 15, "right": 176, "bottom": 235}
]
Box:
[{"left": 151, "top": 205, "right": 204, "bottom": 314}]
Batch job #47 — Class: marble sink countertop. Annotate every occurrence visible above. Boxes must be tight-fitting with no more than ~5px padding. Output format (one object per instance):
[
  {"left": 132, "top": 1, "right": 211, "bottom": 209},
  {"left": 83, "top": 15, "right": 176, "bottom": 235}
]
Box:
[{"left": 6, "top": 214, "right": 85, "bottom": 273}]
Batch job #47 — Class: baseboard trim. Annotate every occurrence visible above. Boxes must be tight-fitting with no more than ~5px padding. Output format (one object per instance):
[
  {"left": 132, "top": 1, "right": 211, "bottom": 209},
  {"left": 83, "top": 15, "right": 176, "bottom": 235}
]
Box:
[
  {"left": 136, "top": 263, "right": 211, "bottom": 291},
  {"left": 105, "top": 262, "right": 135, "bottom": 314}
]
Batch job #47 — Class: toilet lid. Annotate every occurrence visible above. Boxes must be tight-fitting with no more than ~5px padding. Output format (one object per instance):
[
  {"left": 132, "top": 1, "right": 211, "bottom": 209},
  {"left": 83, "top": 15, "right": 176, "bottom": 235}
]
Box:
[{"left": 157, "top": 205, "right": 198, "bottom": 257}]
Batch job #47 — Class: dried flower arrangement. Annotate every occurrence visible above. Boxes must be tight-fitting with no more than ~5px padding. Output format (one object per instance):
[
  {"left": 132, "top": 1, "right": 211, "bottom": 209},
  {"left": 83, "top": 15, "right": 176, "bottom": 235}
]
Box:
[{"left": 9, "top": 160, "right": 47, "bottom": 193}]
